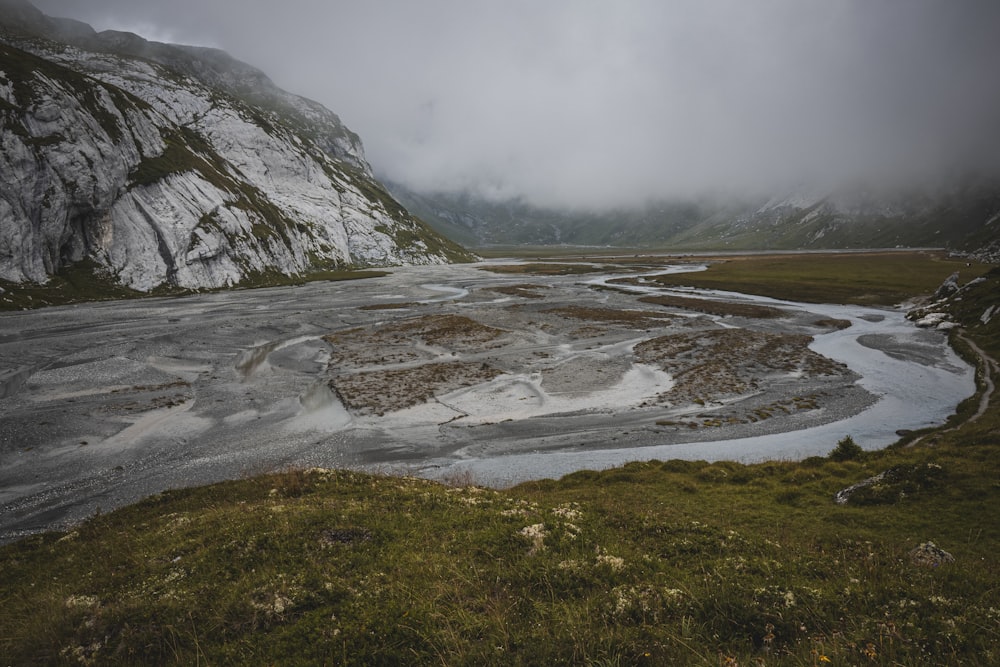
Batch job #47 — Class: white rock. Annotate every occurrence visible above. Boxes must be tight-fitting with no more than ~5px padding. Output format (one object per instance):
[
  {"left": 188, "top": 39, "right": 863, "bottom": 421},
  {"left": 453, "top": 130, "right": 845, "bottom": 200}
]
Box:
[
  {"left": 915, "top": 312, "right": 949, "bottom": 328},
  {"left": 0, "top": 28, "right": 463, "bottom": 292}
]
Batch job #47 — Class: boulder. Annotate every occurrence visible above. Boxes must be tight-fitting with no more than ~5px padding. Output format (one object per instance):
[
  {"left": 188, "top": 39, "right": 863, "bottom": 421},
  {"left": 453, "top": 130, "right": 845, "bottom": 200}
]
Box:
[
  {"left": 933, "top": 271, "right": 961, "bottom": 300},
  {"left": 908, "top": 541, "right": 954, "bottom": 568}
]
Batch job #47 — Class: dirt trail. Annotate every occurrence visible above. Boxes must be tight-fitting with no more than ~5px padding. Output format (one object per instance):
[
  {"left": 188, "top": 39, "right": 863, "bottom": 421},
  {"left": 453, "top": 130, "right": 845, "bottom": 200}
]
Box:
[
  {"left": 960, "top": 332, "right": 999, "bottom": 423},
  {"left": 908, "top": 331, "right": 997, "bottom": 447}
]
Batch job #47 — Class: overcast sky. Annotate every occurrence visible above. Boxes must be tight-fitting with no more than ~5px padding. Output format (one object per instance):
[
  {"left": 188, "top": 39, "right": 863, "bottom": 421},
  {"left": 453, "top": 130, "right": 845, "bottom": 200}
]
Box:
[{"left": 32, "top": 0, "right": 1000, "bottom": 209}]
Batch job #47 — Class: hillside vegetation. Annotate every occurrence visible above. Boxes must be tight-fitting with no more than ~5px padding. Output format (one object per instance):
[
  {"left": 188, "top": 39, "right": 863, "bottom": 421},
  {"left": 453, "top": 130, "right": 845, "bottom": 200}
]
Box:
[{"left": 2, "top": 254, "right": 998, "bottom": 666}]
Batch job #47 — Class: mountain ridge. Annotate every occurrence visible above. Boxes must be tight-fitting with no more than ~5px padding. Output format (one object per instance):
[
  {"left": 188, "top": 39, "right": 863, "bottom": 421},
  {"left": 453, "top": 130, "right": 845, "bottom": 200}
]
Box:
[
  {"left": 0, "top": 1, "right": 471, "bottom": 293},
  {"left": 386, "top": 177, "right": 1000, "bottom": 260}
]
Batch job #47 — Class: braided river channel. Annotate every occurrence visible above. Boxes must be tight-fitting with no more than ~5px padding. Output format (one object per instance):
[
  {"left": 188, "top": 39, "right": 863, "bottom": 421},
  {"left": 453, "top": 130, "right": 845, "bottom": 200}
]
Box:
[{"left": 0, "top": 260, "right": 973, "bottom": 541}]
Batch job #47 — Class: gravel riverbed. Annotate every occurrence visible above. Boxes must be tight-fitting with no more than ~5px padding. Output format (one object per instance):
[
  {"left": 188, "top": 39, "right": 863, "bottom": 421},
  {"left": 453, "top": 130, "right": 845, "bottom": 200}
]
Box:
[{"left": 0, "top": 261, "right": 973, "bottom": 540}]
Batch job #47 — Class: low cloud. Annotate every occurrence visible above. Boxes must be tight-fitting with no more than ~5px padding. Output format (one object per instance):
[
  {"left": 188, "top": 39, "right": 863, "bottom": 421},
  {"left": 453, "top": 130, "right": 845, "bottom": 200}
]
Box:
[{"left": 34, "top": 0, "right": 1000, "bottom": 208}]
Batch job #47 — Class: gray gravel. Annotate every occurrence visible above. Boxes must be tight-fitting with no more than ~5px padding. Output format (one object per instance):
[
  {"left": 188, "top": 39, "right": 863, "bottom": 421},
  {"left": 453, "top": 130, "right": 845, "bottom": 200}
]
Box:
[{"left": 0, "top": 262, "right": 921, "bottom": 542}]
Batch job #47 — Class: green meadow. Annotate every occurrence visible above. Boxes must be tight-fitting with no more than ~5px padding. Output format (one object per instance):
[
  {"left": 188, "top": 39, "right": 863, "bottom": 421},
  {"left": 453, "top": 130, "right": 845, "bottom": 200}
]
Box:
[{"left": 2, "top": 253, "right": 998, "bottom": 666}]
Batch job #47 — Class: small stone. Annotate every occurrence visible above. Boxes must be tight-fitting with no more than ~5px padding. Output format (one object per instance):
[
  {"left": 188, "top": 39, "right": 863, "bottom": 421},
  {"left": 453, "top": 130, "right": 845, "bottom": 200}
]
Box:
[
  {"left": 319, "top": 527, "right": 372, "bottom": 546},
  {"left": 908, "top": 541, "right": 954, "bottom": 568}
]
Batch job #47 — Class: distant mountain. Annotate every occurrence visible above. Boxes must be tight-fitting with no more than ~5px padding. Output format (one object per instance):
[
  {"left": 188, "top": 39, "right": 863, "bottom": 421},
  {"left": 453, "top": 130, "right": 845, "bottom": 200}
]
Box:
[
  {"left": 386, "top": 178, "right": 1000, "bottom": 259},
  {"left": 681, "top": 181, "right": 1000, "bottom": 256},
  {"left": 384, "top": 179, "right": 749, "bottom": 248},
  {"left": 0, "top": 1, "right": 471, "bottom": 292}
]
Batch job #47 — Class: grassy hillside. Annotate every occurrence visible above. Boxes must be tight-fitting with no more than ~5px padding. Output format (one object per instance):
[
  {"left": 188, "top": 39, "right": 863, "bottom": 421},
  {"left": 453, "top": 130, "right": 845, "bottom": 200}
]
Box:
[
  {"left": 2, "top": 255, "right": 998, "bottom": 666},
  {"left": 637, "top": 250, "right": 993, "bottom": 306}
]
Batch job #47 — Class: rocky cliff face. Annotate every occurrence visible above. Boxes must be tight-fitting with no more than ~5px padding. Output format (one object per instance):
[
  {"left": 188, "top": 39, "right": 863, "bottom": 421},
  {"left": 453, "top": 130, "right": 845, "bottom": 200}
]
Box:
[{"left": 0, "top": 1, "right": 470, "bottom": 292}]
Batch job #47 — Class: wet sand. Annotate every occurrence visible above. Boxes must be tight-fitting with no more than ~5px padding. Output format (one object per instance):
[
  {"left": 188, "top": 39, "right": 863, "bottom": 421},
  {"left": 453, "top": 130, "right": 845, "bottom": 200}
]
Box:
[{"left": 0, "top": 261, "right": 973, "bottom": 541}]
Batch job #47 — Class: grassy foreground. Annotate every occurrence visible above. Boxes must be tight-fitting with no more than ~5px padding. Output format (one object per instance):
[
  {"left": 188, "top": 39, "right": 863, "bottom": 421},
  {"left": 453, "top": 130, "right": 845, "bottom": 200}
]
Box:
[{"left": 2, "top": 255, "right": 999, "bottom": 666}]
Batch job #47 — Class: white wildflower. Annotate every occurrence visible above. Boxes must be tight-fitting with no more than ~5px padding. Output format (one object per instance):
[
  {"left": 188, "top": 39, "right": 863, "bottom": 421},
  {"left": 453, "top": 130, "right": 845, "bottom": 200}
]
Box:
[
  {"left": 553, "top": 503, "right": 583, "bottom": 521},
  {"left": 596, "top": 554, "right": 626, "bottom": 571},
  {"left": 65, "top": 595, "right": 99, "bottom": 609},
  {"left": 272, "top": 593, "right": 292, "bottom": 615},
  {"left": 518, "top": 523, "right": 548, "bottom": 555}
]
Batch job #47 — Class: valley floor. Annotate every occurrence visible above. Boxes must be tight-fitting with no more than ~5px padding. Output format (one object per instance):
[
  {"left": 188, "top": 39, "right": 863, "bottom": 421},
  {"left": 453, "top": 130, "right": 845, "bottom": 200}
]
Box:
[{"left": 0, "top": 258, "right": 972, "bottom": 541}]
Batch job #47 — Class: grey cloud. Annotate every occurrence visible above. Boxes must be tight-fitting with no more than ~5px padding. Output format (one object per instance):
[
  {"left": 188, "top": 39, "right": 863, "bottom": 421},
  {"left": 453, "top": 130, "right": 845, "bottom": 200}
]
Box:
[{"left": 31, "top": 0, "right": 1000, "bottom": 208}]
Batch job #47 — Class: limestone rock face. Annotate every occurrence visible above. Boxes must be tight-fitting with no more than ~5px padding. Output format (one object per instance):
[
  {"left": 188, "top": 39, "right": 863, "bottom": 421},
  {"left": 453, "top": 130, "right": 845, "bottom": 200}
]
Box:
[
  {"left": 933, "top": 271, "right": 961, "bottom": 300},
  {"left": 0, "top": 2, "right": 470, "bottom": 291}
]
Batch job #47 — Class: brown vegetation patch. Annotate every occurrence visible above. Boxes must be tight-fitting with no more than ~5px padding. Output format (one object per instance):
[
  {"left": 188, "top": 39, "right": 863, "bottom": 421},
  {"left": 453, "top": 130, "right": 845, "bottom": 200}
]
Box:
[
  {"left": 813, "top": 318, "right": 853, "bottom": 330},
  {"left": 109, "top": 381, "right": 192, "bottom": 394},
  {"left": 485, "top": 284, "right": 549, "bottom": 299},
  {"left": 323, "top": 328, "right": 423, "bottom": 368},
  {"left": 384, "top": 314, "right": 505, "bottom": 347},
  {"left": 358, "top": 302, "right": 417, "bottom": 311},
  {"left": 635, "top": 329, "right": 847, "bottom": 405},
  {"left": 638, "top": 294, "right": 785, "bottom": 319},
  {"left": 102, "top": 381, "right": 194, "bottom": 413},
  {"left": 324, "top": 315, "right": 505, "bottom": 368},
  {"left": 101, "top": 394, "right": 190, "bottom": 413},
  {"left": 656, "top": 394, "right": 823, "bottom": 429},
  {"left": 478, "top": 263, "right": 611, "bottom": 276},
  {"left": 330, "top": 361, "right": 503, "bottom": 415},
  {"left": 544, "top": 306, "right": 675, "bottom": 328}
]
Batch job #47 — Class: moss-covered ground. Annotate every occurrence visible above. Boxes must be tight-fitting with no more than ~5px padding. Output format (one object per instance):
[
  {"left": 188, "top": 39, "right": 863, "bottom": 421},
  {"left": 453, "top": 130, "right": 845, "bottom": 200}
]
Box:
[{"left": 1, "top": 254, "right": 998, "bottom": 666}]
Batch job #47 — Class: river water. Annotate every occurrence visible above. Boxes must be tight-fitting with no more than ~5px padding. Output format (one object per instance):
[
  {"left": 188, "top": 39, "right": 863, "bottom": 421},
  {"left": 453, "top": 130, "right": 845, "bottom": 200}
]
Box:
[
  {"left": 422, "top": 267, "right": 974, "bottom": 485},
  {"left": 0, "top": 261, "right": 975, "bottom": 538}
]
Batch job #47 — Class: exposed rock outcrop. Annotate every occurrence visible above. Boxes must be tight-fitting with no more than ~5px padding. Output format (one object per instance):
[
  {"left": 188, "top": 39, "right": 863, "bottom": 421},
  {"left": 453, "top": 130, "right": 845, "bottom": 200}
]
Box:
[
  {"left": 834, "top": 463, "right": 946, "bottom": 505},
  {"left": 933, "top": 271, "right": 961, "bottom": 300},
  {"left": 0, "top": 1, "right": 471, "bottom": 292}
]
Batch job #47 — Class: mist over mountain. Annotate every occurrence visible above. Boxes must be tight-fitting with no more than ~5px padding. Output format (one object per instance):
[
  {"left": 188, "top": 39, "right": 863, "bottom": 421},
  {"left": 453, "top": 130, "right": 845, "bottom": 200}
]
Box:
[
  {"left": 28, "top": 0, "right": 1000, "bottom": 211},
  {"left": 386, "top": 177, "right": 1000, "bottom": 259},
  {"left": 5, "top": 0, "right": 1000, "bottom": 279}
]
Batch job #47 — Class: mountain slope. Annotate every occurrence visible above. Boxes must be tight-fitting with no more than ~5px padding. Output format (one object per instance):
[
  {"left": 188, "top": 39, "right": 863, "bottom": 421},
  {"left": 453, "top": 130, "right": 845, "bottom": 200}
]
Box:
[
  {"left": 678, "top": 182, "right": 1000, "bottom": 253},
  {"left": 0, "top": 1, "right": 471, "bottom": 292},
  {"left": 385, "top": 179, "right": 748, "bottom": 248},
  {"left": 388, "top": 178, "right": 1000, "bottom": 257}
]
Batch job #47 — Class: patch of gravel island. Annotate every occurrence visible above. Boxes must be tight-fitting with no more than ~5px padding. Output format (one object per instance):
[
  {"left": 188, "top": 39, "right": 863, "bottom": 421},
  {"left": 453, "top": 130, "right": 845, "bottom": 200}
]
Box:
[
  {"left": 330, "top": 361, "right": 504, "bottom": 415},
  {"left": 638, "top": 293, "right": 787, "bottom": 319},
  {"left": 650, "top": 384, "right": 878, "bottom": 443},
  {"left": 484, "top": 284, "right": 550, "bottom": 299},
  {"left": 324, "top": 314, "right": 507, "bottom": 368},
  {"left": 543, "top": 305, "right": 678, "bottom": 329},
  {"left": 324, "top": 314, "right": 510, "bottom": 414},
  {"left": 635, "top": 328, "right": 852, "bottom": 406}
]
